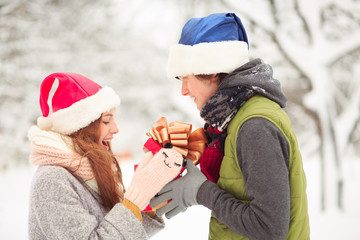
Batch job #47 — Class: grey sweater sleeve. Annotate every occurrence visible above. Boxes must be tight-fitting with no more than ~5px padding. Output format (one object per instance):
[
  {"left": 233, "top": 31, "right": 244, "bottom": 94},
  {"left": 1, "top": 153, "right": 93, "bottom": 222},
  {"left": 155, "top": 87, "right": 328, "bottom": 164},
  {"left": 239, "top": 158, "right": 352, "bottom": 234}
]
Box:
[
  {"left": 197, "top": 118, "right": 290, "bottom": 240},
  {"left": 28, "top": 166, "right": 164, "bottom": 240}
]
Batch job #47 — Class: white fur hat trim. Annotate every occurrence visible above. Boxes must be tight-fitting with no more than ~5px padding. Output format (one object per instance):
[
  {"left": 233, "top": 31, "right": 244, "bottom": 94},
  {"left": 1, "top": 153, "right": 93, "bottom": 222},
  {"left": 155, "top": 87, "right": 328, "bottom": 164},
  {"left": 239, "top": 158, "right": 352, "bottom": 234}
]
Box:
[
  {"left": 37, "top": 87, "right": 120, "bottom": 135},
  {"left": 167, "top": 41, "right": 249, "bottom": 79}
]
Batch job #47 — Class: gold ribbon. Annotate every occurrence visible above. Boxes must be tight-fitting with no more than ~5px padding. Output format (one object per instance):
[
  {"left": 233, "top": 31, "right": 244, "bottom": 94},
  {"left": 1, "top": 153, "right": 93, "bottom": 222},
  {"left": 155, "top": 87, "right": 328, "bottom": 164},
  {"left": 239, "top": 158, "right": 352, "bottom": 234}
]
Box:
[{"left": 146, "top": 117, "right": 208, "bottom": 165}]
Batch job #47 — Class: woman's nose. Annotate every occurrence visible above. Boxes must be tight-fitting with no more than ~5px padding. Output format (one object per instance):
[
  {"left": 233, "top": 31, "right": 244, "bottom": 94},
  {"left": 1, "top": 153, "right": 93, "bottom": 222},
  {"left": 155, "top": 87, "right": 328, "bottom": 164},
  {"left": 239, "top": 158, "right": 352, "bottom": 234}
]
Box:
[{"left": 111, "top": 123, "right": 119, "bottom": 134}]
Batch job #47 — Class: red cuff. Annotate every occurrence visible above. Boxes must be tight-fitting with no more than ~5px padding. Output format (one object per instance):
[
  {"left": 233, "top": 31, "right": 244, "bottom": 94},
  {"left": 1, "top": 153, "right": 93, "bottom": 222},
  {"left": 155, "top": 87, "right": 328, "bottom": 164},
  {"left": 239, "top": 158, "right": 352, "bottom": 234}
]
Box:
[{"left": 143, "top": 138, "right": 162, "bottom": 154}]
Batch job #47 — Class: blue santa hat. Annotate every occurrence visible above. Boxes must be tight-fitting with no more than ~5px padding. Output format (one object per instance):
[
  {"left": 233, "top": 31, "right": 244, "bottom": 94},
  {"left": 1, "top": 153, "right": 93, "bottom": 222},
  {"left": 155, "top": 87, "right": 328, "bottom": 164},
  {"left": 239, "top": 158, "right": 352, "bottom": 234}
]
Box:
[{"left": 168, "top": 13, "right": 249, "bottom": 79}]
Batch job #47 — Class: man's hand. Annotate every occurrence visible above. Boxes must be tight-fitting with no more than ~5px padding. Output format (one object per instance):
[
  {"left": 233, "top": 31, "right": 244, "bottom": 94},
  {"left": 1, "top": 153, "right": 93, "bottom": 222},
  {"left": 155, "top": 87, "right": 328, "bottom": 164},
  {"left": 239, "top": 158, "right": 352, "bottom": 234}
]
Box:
[{"left": 150, "top": 160, "right": 207, "bottom": 219}]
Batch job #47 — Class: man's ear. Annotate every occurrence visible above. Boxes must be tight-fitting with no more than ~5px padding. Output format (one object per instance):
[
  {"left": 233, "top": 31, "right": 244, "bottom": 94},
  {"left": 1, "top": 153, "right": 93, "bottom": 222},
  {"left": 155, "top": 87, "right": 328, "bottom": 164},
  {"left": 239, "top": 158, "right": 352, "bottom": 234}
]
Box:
[{"left": 211, "top": 73, "right": 220, "bottom": 85}]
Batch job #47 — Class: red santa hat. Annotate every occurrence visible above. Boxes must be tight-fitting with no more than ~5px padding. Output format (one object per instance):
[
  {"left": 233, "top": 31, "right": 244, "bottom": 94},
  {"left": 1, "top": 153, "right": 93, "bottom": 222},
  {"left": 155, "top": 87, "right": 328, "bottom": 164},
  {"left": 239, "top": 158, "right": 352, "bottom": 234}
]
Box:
[{"left": 37, "top": 72, "right": 120, "bottom": 135}]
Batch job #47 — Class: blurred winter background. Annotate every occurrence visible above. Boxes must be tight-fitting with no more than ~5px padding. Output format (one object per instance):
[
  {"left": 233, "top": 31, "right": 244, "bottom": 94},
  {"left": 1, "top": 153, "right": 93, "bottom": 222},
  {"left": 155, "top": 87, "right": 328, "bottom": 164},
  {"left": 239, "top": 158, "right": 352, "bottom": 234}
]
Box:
[{"left": 1, "top": 0, "right": 360, "bottom": 239}]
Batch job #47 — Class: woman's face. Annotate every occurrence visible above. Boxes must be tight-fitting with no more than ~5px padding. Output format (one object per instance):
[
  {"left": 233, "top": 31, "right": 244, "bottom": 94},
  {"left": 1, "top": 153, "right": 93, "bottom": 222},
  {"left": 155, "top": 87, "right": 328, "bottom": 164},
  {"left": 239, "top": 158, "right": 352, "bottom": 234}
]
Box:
[
  {"left": 179, "top": 74, "right": 219, "bottom": 110},
  {"left": 98, "top": 108, "right": 119, "bottom": 150}
]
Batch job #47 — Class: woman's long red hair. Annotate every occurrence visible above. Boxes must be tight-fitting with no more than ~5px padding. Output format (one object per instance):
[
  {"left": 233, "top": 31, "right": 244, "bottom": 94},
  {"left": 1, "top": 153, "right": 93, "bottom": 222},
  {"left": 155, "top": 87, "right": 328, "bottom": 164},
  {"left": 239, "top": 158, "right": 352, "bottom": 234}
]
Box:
[{"left": 69, "top": 117, "right": 124, "bottom": 211}]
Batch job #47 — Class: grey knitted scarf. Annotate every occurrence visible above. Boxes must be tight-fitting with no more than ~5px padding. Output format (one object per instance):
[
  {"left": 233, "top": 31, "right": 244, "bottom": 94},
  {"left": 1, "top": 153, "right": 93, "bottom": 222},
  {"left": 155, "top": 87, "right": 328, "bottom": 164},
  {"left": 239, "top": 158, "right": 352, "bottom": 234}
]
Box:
[{"left": 198, "top": 86, "right": 254, "bottom": 182}]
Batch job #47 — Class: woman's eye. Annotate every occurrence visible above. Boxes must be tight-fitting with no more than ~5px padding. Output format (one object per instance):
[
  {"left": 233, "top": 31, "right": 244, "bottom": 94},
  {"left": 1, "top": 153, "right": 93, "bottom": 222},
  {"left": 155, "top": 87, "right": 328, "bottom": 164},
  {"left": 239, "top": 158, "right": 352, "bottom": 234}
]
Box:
[{"left": 103, "top": 121, "right": 110, "bottom": 125}]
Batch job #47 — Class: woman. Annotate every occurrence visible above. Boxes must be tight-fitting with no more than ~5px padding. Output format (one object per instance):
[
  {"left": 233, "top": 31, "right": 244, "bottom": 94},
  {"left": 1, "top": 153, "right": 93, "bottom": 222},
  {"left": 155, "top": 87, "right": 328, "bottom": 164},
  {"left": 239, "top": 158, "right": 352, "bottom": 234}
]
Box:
[
  {"left": 150, "top": 13, "right": 310, "bottom": 239},
  {"left": 28, "top": 72, "right": 183, "bottom": 239}
]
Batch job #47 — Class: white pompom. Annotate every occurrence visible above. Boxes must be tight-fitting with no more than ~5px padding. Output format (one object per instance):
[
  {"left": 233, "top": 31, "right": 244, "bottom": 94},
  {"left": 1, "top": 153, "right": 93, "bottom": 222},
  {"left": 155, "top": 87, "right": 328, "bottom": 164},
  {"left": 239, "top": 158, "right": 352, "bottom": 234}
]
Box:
[{"left": 37, "top": 116, "right": 53, "bottom": 130}]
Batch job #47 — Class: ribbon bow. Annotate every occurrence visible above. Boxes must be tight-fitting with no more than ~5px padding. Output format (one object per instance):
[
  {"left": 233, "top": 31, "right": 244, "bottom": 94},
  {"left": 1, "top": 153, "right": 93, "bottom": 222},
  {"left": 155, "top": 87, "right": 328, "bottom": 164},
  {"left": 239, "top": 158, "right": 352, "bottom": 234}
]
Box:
[{"left": 145, "top": 117, "right": 208, "bottom": 165}]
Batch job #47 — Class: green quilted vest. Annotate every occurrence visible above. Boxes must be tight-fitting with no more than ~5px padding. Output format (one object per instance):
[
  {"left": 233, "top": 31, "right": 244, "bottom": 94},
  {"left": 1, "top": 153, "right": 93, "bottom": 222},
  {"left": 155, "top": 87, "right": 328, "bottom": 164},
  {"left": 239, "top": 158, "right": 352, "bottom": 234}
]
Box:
[{"left": 209, "top": 95, "right": 310, "bottom": 240}]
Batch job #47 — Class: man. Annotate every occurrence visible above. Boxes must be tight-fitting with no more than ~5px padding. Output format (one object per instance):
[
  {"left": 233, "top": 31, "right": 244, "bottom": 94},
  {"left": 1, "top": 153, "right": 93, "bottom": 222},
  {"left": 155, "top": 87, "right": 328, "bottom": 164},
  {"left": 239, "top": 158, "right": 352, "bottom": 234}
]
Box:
[{"left": 150, "top": 13, "right": 310, "bottom": 240}]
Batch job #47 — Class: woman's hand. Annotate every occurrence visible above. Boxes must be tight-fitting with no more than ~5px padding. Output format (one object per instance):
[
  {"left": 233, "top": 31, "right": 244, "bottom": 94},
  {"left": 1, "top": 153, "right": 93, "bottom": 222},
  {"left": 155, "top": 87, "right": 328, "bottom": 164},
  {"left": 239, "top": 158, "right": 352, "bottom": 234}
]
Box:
[{"left": 124, "top": 147, "right": 184, "bottom": 211}]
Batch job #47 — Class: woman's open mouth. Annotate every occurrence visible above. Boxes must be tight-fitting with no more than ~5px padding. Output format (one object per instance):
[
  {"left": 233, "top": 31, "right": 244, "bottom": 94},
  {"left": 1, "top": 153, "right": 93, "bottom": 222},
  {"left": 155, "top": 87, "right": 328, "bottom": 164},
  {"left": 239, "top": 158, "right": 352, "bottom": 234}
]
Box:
[{"left": 102, "top": 140, "right": 109, "bottom": 150}]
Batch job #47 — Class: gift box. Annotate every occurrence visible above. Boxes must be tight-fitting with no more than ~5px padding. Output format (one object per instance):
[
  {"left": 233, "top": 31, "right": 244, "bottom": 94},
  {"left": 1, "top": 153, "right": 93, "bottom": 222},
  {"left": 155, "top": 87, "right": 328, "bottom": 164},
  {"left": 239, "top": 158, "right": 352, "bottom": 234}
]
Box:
[{"left": 137, "top": 117, "right": 208, "bottom": 212}]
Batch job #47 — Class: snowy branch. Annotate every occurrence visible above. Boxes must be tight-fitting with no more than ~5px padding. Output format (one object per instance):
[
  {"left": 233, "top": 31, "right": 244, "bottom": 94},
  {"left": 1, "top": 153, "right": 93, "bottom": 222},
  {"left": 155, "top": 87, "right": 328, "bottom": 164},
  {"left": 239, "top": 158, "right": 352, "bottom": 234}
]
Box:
[
  {"left": 328, "top": 39, "right": 360, "bottom": 67},
  {"left": 293, "top": 0, "right": 313, "bottom": 44}
]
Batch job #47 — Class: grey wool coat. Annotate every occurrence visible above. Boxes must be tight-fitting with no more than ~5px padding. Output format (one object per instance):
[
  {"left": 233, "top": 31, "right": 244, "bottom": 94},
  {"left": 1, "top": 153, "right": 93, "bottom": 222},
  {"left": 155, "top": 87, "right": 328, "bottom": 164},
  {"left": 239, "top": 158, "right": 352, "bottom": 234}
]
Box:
[{"left": 28, "top": 165, "right": 165, "bottom": 239}]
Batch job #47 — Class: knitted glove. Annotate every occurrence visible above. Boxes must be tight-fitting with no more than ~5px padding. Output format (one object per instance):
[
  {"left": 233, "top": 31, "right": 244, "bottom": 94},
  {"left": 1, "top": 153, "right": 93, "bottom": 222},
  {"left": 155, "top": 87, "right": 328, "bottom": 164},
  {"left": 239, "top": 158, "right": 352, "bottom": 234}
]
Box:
[
  {"left": 149, "top": 160, "right": 207, "bottom": 219},
  {"left": 124, "top": 147, "right": 184, "bottom": 211}
]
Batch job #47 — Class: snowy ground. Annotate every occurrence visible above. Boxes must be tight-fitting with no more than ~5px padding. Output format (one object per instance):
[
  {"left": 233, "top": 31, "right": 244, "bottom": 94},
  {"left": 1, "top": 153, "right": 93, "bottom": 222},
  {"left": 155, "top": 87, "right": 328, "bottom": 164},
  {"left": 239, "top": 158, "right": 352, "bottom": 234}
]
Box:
[{"left": 1, "top": 158, "right": 360, "bottom": 239}]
